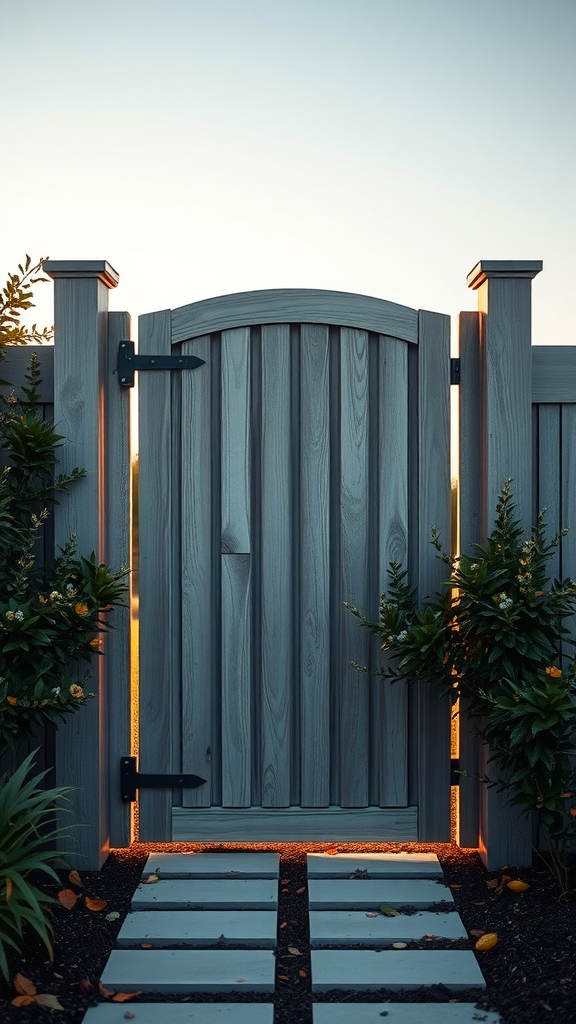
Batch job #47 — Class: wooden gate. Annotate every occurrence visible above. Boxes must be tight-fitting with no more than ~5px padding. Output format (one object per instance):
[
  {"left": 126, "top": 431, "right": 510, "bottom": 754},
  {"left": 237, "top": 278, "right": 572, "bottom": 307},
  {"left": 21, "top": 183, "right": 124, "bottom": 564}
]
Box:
[{"left": 136, "top": 289, "right": 451, "bottom": 842}]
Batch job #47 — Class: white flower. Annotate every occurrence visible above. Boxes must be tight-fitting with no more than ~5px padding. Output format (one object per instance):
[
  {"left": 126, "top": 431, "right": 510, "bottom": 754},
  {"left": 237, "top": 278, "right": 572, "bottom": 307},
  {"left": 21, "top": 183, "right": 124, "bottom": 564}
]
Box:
[
  {"left": 50, "top": 591, "right": 61, "bottom": 600},
  {"left": 396, "top": 630, "right": 408, "bottom": 642},
  {"left": 52, "top": 687, "right": 61, "bottom": 696},
  {"left": 499, "top": 597, "right": 513, "bottom": 611},
  {"left": 14, "top": 610, "right": 24, "bottom": 621},
  {"left": 470, "top": 563, "right": 478, "bottom": 571}
]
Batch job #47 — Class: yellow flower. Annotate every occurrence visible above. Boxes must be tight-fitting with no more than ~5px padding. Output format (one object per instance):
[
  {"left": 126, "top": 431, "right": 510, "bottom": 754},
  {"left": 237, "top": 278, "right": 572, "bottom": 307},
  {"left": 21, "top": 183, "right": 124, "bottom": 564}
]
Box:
[
  {"left": 545, "top": 666, "right": 562, "bottom": 678},
  {"left": 38, "top": 595, "right": 48, "bottom": 604},
  {"left": 6, "top": 696, "right": 17, "bottom": 705},
  {"left": 75, "top": 602, "right": 89, "bottom": 617},
  {"left": 69, "top": 684, "right": 84, "bottom": 699}
]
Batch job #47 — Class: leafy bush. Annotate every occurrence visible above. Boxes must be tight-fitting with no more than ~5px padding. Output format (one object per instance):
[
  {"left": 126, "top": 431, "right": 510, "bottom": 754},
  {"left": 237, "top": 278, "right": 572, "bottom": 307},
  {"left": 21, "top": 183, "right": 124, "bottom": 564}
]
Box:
[
  {"left": 0, "top": 751, "right": 76, "bottom": 981},
  {"left": 347, "top": 481, "right": 576, "bottom": 888}
]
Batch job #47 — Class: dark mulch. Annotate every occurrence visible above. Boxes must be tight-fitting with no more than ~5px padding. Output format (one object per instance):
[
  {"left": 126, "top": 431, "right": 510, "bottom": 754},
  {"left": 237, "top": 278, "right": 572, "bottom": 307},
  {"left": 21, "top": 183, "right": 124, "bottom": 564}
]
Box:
[{"left": 1, "top": 841, "right": 575, "bottom": 1023}]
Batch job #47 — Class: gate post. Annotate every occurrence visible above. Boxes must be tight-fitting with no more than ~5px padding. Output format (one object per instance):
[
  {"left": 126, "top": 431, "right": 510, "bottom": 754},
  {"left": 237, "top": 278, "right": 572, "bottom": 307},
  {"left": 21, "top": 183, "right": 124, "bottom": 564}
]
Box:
[
  {"left": 462, "top": 259, "right": 542, "bottom": 869},
  {"left": 44, "top": 260, "right": 128, "bottom": 868}
]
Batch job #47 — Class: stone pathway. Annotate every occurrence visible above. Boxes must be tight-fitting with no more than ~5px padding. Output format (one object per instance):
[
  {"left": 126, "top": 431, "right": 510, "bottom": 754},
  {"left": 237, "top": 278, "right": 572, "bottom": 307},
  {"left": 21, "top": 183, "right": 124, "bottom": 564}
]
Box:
[{"left": 81, "top": 850, "right": 502, "bottom": 1024}]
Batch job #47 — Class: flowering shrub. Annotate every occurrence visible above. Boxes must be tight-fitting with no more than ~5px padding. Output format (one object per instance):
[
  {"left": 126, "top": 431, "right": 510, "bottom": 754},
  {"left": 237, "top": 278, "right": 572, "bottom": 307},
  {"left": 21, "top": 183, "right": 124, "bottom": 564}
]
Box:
[
  {"left": 347, "top": 481, "right": 576, "bottom": 887},
  {"left": 0, "top": 261, "right": 127, "bottom": 752}
]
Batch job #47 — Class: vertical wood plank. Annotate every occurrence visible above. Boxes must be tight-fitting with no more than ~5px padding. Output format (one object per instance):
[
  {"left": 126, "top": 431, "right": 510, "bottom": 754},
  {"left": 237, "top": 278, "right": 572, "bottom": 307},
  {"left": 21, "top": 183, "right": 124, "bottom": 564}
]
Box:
[
  {"left": 538, "top": 405, "right": 561, "bottom": 580},
  {"left": 221, "top": 327, "right": 251, "bottom": 554},
  {"left": 417, "top": 309, "right": 451, "bottom": 842},
  {"left": 261, "top": 324, "right": 292, "bottom": 807},
  {"left": 300, "top": 324, "right": 331, "bottom": 806},
  {"left": 340, "top": 328, "right": 370, "bottom": 806},
  {"left": 221, "top": 553, "right": 252, "bottom": 806},
  {"left": 378, "top": 335, "right": 409, "bottom": 806},
  {"left": 137, "top": 309, "right": 173, "bottom": 840},
  {"left": 561, "top": 404, "right": 576, "bottom": 638},
  {"left": 180, "top": 334, "right": 213, "bottom": 807},
  {"left": 105, "top": 311, "right": 132, "bottom": 847}
]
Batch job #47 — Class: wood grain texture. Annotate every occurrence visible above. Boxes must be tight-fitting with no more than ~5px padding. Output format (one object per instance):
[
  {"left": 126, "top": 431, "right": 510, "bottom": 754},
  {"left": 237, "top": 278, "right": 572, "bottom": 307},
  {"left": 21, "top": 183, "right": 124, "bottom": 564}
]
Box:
[
  {"left": 416, "top": 310, "right": 451, "bottom": 842},
  {"left": 221, "top": 328, "right": 251, "bottom": 553},
  {"left": 172, "top": 806, "right": 418, "bottom": 841},
  {"left": 532, "top": 347, "right": 576, "bottom": 403},
  {"left": 137, "top": 309, "right": 173, "bottom": 840},
  {"left": 339, "top": 328, "right": 370, "bottom": 807},
  {"left": 536, "top": 405, "right": 561, "bottom": 580},
  {"left": 378, "top": 336, "right": 409, "bottom": 806},
  {"left": 52, "top": 274, "right": 110, "bottom": 867},
  {"left": 105, "top": 312, "right": 132, "bottom": 847},
  {"left": 171, "top": 289, "right": 418, "bottom": 346},
  {"left": 180, "top": 333, "right": 213, "bottom": 807},
  {"left": 260, "top": 325, "right": 292, "bottom": 807},
  {"left": 300, "top": 324, "right": 331, "bottom": 806},
  {"left": 221, "top": 553, "right": 252, "bottom": 807}
]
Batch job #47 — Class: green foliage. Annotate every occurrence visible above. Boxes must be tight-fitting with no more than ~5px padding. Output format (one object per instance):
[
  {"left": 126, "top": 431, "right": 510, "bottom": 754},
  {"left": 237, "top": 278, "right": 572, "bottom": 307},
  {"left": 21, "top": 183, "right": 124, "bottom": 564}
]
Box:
[
  {"left": 0, "top": 255, "right": 53, "bottom": 357},
  {"left": 0, "top": 751, "right": 76, "bottom": 981},
  {"left": 347, "top": 481, "right": 576, "bottom": 886}
]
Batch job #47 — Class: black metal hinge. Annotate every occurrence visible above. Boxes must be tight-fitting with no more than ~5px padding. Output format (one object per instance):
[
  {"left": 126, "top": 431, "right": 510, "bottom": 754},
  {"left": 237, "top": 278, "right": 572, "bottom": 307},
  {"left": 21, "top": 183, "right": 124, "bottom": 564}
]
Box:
[
  {"left": 117, "top": 341, "right": 205, "bottom": 387},
  {"left": 450, "top": 757, "right": 460, "bottom": 786},
  {"left": 450, "top": 358, "right": 461, "bottom": 385},
  {"left": 120, "top": 756, "right": 207, "bottom": 803}
]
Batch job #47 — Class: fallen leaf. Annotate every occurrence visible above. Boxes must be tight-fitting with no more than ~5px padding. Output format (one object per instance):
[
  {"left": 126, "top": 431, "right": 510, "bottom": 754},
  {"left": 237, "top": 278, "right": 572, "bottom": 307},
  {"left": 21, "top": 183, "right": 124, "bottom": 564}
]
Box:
[
  {"left": 80, "top": 979, "right": 96, "bottom": 994},
  {"left": 53, "top": 972, "right": 64, "bottom": 979},
  {"left": 35, "top": 993, "right": 64, "bottom": 1009},
  {"left": 141, "top": 943, "right": 153, "bottom": 949},
  {"left": 472, "top": 900, "right": 487, "bottom": 905},
  {"left": 282, "top": 888, "right": 289, "bottom": 893},
  {"left": 288, "top": 946, "right": 302, "bottom": 955},
  {"left": 141, "top": 872, "right": 159, "bottom": 884},
  {"left": 69, "top": 870, "right": 83, "bottom": 888},
  {"left": 279, "top": 922, "right": 287, "bottom": 929},
  {"left": 277, "top": 975, "right": 289, "bottom": 981},
  {"left": 236, "top": 979, "right": 247, "bottom": 984},
  {"left": 365, "top": 912, "right": 378, "bottom": 918},
  {"left": 99, "top": 982, "right": 116, "bottom": 998},
  {"left": 11, "top": 995, "right": 37, "bottom": 1007},
  {"left": 113, "top": 992, "right": 142, "bottom": 1002},
  {"left": 392, "top": 942, "right": 408, "bottom": 949},
  {"left": 106, "top": 911, "right": 121, "bottom": 922},
  {"left": 281, "top": 879, "right": 289, "bottom": 885},
  {"left": 379, "top": 903, "right": 398, "bottom": 917},
  {"left": 506, "top": 880, "right": 530, "bottom": 893},
  {"left": 85, "top": 897, "right": 107, "bottom": 912},
  {"left": 560, "top": 792, "right": 573, "bottom": 798},
  {"left": 486, "top": 879, "right": 499, "bottom": 889},
  {"left": 449, "top": 884, "right": 462, "bottom": 889},
  {"left": 14, "top": 973, "right": 37, "bottom": 996},
  {"left": 422, "top": 935, "right": 437, "bottom": 940},
  {"left": 296, "top": 886, "right": 305, "bottom": 894},
  {"left": 299, "top": 969, "right": 307, "bottom": 977},
  {"left": 475, "top": 932, "right": 498, "bottom": 951},
  {"left": 325, "top": 848, "right": 339, "bottom": 855},
  {"left": 570, "top": 808, "right": 576, "bottom": 817},
  {"left": 124, "top": 1013, "right": 136, "bottom": 1020},
  {"left": 57, "top": 889, "right": 78, "bottom": 910},
  {"left": 470, "top": 929, "right": 487, "bottom": 938}
]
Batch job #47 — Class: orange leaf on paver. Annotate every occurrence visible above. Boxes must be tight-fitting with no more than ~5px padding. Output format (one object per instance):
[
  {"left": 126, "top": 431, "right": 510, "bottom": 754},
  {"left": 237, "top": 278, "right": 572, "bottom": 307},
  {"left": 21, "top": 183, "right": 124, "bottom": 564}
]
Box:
[
  {"left": 14, "top": 973, "right": 37, "bottom": 996},
  {"left": 141, "top": 943, "right": 153, "bottom": 948},
  {"left": 277, "top": 975, "right": 289, "bottom": 981},
  {"left": 57, "top": 889, "right": 78, "bottom": 909},
  {"left": 236, "top": 979, "right": 247, "bottom": 984},
  {"left": 141, "top": 872, "right": 160, "bottom": 884},
  {"left": 99, "top": 982, "right": 116, "bottom": 998},
  {"left": 113, "top": 992, "right": 142, "bottom": 1002},
  {"left": 80, "top": 979, "right": 96, "bottom": 994},
  {"left": 11, "top": 995, "right": 37, "bottom": 1006},
  {"left": 325, "top": 848, "right": 339, "bottom": 855},
  {"left": 85, "top": 897, "right": 107, "bottom": 911}
]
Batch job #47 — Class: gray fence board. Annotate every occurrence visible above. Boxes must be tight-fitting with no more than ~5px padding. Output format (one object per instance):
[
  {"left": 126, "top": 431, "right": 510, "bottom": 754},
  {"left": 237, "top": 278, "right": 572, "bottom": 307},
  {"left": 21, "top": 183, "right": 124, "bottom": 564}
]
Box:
[{"left": 221, "top": 553, "right": 252, "bottom": 807}]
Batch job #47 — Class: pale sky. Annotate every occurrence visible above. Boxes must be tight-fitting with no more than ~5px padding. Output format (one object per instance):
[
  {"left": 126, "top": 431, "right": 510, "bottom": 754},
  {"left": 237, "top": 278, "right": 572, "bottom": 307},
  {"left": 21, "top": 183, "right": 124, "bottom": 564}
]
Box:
[{"left": 1, "top": 0, "right": 574, "bottom": 344}]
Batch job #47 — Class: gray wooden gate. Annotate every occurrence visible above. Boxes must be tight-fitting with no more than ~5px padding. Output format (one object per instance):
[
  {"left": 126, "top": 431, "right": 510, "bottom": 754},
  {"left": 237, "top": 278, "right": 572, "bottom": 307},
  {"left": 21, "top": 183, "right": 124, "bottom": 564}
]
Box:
[{"left": 136, "top": 289, "right": 451, "bottom": 843}]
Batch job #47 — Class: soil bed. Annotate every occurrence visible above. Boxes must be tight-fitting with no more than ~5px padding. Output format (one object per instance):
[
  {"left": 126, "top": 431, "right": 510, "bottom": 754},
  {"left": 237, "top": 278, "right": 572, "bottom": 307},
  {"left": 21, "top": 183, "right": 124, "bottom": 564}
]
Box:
[{"left": 1, "top": 841, "right": 574, "bottom": 1024}]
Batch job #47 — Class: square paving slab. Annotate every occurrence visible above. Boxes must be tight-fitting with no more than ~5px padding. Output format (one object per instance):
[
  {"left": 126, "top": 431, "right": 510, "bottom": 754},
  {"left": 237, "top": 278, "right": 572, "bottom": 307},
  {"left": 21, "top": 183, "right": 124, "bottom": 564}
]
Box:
[
  {"left": 82, "top": 1006, "right": 273, "bottom": 1023},
  {"left": 307, "top": 853, "right": 442, "bottom": 878},
  {"left": 100, "top": 949, "right": 275, "bottom": 993},
  {"left": 117, "top": 910, "right": 277, "bottom": 947},
  {"left": 308, "top": 878, "right": 452, "bottom": 910},
  {"left": 132, "top": 878, "right": 278, "bottom": 910},
  {"left": 313, "top": 1005, "right": 501, "bottom": 1023},
  {"left": 309, "top": 910, "right": 467, "bottom": 946},
  {"left": 142, "top": 852, "right": 279, "bottom": 878},
  {"left": 311, "top": 949, "right": 485, "bottom": 991}
]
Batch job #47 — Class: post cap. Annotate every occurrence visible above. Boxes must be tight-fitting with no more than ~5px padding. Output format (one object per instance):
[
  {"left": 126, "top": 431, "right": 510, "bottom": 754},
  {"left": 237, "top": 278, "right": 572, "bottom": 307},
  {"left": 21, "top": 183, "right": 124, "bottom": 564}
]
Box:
[
  {"left": 43, "top": 260, "right": 119, "bottom": 289},
  {"left": 467, "top": 260, "right": 543, "bottom": 290}
]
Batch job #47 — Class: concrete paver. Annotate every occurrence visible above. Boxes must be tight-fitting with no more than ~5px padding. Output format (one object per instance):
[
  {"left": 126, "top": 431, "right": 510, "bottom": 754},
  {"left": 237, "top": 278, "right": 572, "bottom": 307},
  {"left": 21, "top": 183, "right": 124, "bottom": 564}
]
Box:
[
  {"left": 308, "top": 878, "right": 453, "bottom": 910},
  {"left": 100, "top": 949, "right": 275, "bottom": 993},
  {"left": 132, "top": 877, "right": 278, "bottom": 910},
  {"left": 313, "top": 1004, "right": 501, "bottom": 1023},
  {"left": 142, "top": 852, "right": 279, "bottom": 878},
  {"left": 309, "top": 909, "right": 467, "bottom": 945},
  {"left": 311, "top": 949, "right": 485, "bottom": 991},
  {"left": 308, "top": 853, "right": 442, "bottom": 878},
  {"left": 82, "top": 1005, "right": 273, "bottom": 1023},
  {"left": 117, "top": 909, "right": 277, "bottom": 947}
]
